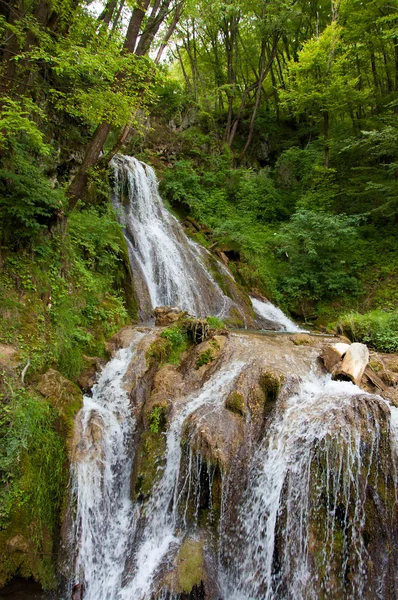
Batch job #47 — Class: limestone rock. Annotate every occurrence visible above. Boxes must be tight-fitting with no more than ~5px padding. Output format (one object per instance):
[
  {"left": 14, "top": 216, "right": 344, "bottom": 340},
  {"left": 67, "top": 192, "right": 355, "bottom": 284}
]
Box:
[
  {"left": 105, "top": 325, "right": 138, "bottom": 356},
  {"left": 37, "top": 368, "right": 82, "bottom": 409},
  {"left": 225, "top": 391, "right": 246, "bottom": 417},
  {"left": 154, "top": 306, "right": 187, "bottom": 326}
]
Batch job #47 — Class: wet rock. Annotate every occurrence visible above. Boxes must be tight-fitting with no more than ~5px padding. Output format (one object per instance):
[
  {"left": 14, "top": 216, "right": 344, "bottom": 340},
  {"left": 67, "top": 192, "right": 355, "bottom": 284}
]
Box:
[
  {"left": 71, "top": 411, "right": 105, "bottom": 463},
  {"left": 77, "top": 356, "right": 105, "bottom": 393},
  {"left": 154, "top": 306, "right": 187, "bottom": 326},
  {"left": 105, "top": 325, "right": 138, "bottom": 356},
  {"left": 183, "top": 408, "right": 244, "bottom": 473},
  {"left": 225, "top": 391, "right": 246, "bottom": 417}
]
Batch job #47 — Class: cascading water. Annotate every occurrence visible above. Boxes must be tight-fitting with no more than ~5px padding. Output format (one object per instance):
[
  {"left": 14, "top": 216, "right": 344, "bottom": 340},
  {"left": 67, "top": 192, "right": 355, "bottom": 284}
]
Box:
[
  {"left": 120, "top": 361, "right": 244, "bottom": 599},
  {"left": 70, "top": 330, "right": 146, "bottom": 600},
  {"left": 111, "top": 155, "right": 232, "bottom": 320},
  {"left": 251, "top": 296, "right": 303, "bottom": 333},
  {"left": 219, "top": 374, "right": 398, "bottom": 600}
]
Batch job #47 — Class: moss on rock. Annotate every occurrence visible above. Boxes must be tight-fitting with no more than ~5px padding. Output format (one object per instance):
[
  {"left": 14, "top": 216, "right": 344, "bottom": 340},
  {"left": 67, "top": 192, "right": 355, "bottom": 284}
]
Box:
[
  {"left": 175, "top": 538, "right": 205, "bottom": 594},
  {"left": 225, "top": 391, "right": 246, "bottom": 417}
]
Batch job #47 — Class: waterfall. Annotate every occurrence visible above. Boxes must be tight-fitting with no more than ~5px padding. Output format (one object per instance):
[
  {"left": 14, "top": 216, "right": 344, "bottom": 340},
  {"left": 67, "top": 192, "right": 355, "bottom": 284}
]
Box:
[
  {"left": 111, "top": 155, "right": 232, "bottom": 320},
  {"left": 120, "top": 361, "right": 244, "bottom": 599},
  {"left": 70, "top": 330, "right": 146, "bottom": 600},
  {"left": 219, "top": 374, "right": 397, "bottom": 600},
  {"left": 251, "top": 296, "right": 303, "bottom": 332}
]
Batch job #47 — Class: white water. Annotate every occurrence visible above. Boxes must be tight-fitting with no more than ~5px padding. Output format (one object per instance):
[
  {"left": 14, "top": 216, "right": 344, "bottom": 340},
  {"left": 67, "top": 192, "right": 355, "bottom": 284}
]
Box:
[
  {"left": 219, "top": 374, "right": 392, "bottom": 600},
  {"left": 251, "top": 296, "right": 303, "bottom": 332},
  {"left": 120, "top": 361, "right": 244, "bottom": 599},
  {"left": 111, "top": 155, "right": 232, "bottom": 319},
  {"left": 71, "top": 331, "right": 145, "bottom": 600}
]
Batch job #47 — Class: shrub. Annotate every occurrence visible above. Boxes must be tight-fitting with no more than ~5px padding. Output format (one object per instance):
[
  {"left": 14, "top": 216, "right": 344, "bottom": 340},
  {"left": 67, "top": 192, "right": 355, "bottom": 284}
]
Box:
[{"left": 335, "top": 310, "right": 398, "bottom": 353}]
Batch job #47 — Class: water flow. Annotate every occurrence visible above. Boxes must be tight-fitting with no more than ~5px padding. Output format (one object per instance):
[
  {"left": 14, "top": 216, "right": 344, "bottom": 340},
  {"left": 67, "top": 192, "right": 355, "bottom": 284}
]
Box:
[
  {"left": 111, "top": 155, "right": 231, "bottom": 318},
  {"left": 220, "top": 374, "right": 392, "bottom": 600},
  {"left": 120, "top": 361, "right": 244, "bottom": 600},
  {"left": 251, "top": 296, "right": 303, "bottom": 332},
  {"left": 71, "top": 331, "right": 145, "bottom": 600}
]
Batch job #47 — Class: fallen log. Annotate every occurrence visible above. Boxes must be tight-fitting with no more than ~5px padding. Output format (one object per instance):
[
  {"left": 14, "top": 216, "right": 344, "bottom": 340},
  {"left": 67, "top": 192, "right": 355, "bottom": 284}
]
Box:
[
  {"left": 334, "top": 342, "right": 369, "bottom": 386},
  {"left": 320, "top": 343, "right": 350, "bottom": 373}
]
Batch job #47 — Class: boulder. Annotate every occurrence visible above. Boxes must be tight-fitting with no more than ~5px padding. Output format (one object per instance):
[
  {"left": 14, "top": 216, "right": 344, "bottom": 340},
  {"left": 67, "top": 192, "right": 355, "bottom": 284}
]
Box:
[{"left": 37, "top": 368, "right": 83, "bottom": 437}]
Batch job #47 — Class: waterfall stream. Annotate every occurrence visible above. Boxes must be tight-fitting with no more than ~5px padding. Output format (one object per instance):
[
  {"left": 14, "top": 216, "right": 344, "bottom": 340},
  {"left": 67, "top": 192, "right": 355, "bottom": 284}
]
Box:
[
  {"left": 68, "top": 155, "right": 398, "bottom": 600},
  {"left": 111, "top": 155, "right": 232, "bottom": 320},
  {"left": 219, "top": 375, "right": 396, "bottom": 600}
]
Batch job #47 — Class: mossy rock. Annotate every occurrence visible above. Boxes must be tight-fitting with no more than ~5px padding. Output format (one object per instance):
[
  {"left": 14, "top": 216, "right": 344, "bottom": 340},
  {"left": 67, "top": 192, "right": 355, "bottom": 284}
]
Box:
[
  {"left": 259, "top": 369, "right": 285, "bottom": 403},
  {"left": 225, "top": 391, "right": 246, "bottom": 417},
  {"left": 133, "top": 429, "right": 166, "bottom": 501},
  {"left": 175, "top": 538, "right": 205, "bottom": 594},
  {"left": 36, "top": 369, "right": 83, "bottom": 438},
  {"left": 0, "top": 506, "right": 57, "bottom": 590},
  {"left": 291, "top": 333, "right": 313, "bottom": 346}
]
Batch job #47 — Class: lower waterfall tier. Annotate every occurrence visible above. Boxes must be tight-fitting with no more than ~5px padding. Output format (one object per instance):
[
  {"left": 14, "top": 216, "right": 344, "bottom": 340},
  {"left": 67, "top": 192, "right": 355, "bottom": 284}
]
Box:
[{"left": 63, "top": 322, "right": 398, "bottom": 600}]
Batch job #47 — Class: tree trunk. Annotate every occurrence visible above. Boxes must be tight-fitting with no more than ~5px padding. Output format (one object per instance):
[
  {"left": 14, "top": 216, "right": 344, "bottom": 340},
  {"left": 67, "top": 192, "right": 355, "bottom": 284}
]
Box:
[
  {"left": 155, "top": 1, "right": 184, "bottom": 64},
  {"left": 123, "top": 0, "right": 151, "bottom": 53},
  {"left": 68, "top": 122, "right": 112, "bottom": 210},
  {"left": 334, "top": 343, "right": 369, "bottom": 386}
]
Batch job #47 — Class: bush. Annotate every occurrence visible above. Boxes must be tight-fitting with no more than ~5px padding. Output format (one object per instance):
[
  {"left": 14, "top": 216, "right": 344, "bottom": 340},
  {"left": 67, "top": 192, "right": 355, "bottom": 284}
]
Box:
[
  {"left": 335, "top": 310, "right": 398, "bottom": 353},
  {"left": 274, "top": 210, "right": 362, "bottom": 308}
]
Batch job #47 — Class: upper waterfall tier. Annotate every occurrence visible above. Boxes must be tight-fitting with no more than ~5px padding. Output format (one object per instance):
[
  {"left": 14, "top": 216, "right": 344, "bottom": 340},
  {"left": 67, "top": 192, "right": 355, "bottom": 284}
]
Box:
[{"left": 111, "top": 155, "right": 234, "bottom": 320}]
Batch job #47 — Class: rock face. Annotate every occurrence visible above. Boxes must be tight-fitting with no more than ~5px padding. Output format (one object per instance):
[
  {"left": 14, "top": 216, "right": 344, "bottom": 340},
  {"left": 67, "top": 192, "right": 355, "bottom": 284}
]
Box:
[
  {"left": 0, "top": 343, "right": 18, "bottom": 367},
  {"left": 64, "top": 325, "right": 398, "bottom": 600}
]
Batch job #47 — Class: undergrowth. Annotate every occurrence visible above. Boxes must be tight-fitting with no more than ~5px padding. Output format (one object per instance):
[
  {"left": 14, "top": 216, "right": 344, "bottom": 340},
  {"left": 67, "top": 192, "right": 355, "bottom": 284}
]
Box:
[
  {"left": 0, "top": 203, "right": 135, "bottom": 381},
  {"left": 334, "top": 310, "right": 398, "bottom": 353}
]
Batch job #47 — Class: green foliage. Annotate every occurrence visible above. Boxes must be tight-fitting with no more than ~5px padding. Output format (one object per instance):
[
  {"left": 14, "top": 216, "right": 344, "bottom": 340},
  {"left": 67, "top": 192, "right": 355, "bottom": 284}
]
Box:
[
  {"left": 274, "top": 210, "right": 362, "bottom": 309},
  {"left": 0, "top": 385, "right": 65, "bottom": 532},
  {"left": 0, "top": 204, "right": 131, "bottom": 380},
  {"left": 160, "top": 327, "right": 190, "bottom": 365},
  {"left": 196, "top": 348, "right": 214, "bottom": 369},
  {"left": 0, "top": 143, "right": 64, "bottom": 245},
  {"left": 335, "top": 310, "right": 398, "bottom": 353},
  {"left": 206, "top": 316, "right": 225, "bottom": 329},
  {"left": 149, "top": 406, "right": 166, "bottom": 434}
]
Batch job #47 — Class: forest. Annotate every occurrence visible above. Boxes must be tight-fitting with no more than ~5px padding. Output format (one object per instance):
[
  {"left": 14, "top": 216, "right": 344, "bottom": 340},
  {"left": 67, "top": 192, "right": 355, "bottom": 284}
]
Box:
[{"left": 1, "top": 0, "right": 398, "bottom": 593}]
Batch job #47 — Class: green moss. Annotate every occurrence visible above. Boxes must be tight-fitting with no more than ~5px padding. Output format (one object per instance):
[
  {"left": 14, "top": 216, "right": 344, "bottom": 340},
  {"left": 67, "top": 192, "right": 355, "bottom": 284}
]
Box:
[
  {"left": 196, "top": 348, "right": 214, "bottom": 369},
  {"left": 225, "top": 391, "right": 246, "bottom": 417},
  {"left": 134, "top": 430, "right": 166, "bottom": 501},
  {"left": 146, "top": 326, "right": 190, "bottom": 367},
  {"left": 175, "top": 539, "right": 204, "bottom": 593},
  {"left": 0, "top": 385, "right": 66, "bottom": 589},
  {"left": 260, "top": 370, "right": 285, "bottom": 403}
]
